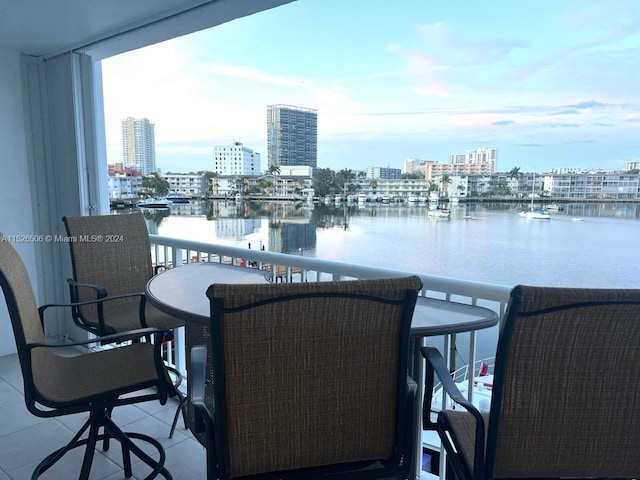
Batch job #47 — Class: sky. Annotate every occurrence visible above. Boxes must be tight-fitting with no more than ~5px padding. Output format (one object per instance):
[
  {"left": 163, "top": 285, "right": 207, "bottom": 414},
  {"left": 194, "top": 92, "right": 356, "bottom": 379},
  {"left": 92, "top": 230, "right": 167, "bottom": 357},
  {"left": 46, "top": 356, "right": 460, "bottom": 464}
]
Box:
[{"left": 101, "top": 0, "right": 640, "bottom": 174}]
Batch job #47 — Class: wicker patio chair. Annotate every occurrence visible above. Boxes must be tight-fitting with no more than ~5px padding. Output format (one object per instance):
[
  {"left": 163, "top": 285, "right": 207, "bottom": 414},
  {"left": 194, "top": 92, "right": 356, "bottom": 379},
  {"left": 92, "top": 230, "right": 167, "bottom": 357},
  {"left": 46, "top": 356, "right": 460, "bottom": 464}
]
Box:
[
  {"left": 189, "top": 276, "right": 423, "bottom": 480},
  {"left": 422, "top": 285, "right": 640, "bottom": 480},
  {"left": 62, "top": 212, "right": 184, "bottom": 335},
  {"left": 0, "top": 235, "right": 173, "bottom": 479},
  {"left": 62, "top": 212, "right": 186, "bottom": 437}
]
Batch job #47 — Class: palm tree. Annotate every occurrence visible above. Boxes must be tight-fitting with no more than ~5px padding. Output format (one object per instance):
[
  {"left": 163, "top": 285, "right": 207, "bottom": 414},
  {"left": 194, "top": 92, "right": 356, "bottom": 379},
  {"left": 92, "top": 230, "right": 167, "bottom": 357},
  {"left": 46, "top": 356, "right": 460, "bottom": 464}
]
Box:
[
  {"left": 369, "top": 179, "right": 378, "bottom": 195},
  {"left": 508, "top": 167, "right": 524, "bottom": 197},
  {"left": 508, "top": 167, "right": 522, "bottom": 180},
  {"left": 267, "top": 164, "right": 281, "bottom": 176},
  {"left": 440, "top": 175, "right": 452, "bottom": 197}
]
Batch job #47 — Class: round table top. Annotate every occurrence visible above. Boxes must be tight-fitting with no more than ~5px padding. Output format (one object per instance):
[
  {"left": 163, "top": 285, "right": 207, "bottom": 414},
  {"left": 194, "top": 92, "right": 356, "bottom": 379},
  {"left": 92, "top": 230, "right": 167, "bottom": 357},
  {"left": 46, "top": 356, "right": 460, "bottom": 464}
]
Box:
[{"left": 146, "top": 262, "right": 499, "bottom": 336}]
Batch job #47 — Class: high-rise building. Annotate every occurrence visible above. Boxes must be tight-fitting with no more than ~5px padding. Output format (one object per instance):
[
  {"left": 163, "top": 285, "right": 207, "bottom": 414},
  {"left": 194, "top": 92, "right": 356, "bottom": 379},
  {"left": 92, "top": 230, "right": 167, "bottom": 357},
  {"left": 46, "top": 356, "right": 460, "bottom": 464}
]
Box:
[
  {"left": 121, "top": 117, "right": 156, "bottom": 175},
  {"left": 267, "top": 105, "right": 317, "bottom": 169},
  {"left": 213, "top": 142, "right": 261, "bottom": 176}
]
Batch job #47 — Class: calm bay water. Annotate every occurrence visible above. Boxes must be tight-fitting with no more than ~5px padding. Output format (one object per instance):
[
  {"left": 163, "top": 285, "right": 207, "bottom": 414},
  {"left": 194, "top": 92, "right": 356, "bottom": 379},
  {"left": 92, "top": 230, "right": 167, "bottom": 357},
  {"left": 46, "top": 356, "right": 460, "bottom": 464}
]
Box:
[
  {"left": 139, "top": 199, "right": 639, "bottom": 362},
  {"left": 144, "top": 200, "right": 640, "bottom": 289}
]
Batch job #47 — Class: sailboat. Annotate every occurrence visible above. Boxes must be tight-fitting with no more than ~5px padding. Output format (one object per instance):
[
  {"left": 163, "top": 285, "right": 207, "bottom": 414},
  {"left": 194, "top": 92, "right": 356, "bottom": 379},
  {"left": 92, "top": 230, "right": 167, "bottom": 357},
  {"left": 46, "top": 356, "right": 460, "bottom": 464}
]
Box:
[{"left": 519, "top": 175, "right": 551, "bottom": 219}]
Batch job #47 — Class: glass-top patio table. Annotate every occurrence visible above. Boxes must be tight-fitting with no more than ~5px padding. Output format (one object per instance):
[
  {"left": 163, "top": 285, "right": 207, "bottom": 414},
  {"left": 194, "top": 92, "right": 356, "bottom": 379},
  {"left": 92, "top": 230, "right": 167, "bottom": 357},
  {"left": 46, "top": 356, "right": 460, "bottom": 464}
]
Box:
[
  {"left": 146, "top": 262, "right": 499, "bottom": 335},
  {"left": 146, "top": 261, "right": 500, "bottom": 480}
]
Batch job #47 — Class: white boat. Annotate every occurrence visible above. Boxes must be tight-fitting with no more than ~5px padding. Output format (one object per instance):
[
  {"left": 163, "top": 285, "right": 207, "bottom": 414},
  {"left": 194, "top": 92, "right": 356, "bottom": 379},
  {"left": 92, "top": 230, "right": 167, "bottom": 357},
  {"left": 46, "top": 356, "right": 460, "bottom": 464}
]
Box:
[
  {"left": 357, "top": 193, "right": 368, "bottom": 204},
  {"left": 519, "top": 174, "right": 551, "bottom": 219},
  {"left": 381, "top": 194, "right": 391, "bottom": 204},
  {"left": 430, "top": 358, "right": 495, "bottom": 415},
  {"left": 546, "top": 203, "right": 564, "bottom": 212},
  {"left": 428, "top": 209, "right": 451, "bottom": 219},
  {"left": 519, "top": 208, "right": 552, "bottom": 219},
  {"left": 137, "top": 198, "right": 171, "bottom": 209},
  {"left": 407, "top": 194, "right": 419, "bottom": 204}
]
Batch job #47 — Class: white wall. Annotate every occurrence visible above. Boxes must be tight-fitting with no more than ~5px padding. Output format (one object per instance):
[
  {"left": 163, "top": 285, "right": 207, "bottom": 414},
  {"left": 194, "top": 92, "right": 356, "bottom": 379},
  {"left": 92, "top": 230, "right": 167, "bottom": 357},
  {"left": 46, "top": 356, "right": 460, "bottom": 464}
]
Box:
[{"left": 0, "top": 48, "right": 37, "bottom": 355}]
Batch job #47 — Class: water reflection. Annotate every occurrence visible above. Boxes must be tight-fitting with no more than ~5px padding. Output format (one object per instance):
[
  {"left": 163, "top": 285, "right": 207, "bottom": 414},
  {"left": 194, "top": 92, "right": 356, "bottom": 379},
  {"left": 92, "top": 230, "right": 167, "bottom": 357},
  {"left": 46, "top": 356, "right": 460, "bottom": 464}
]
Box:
[{"left": 133, "top": 199, "right": 640, "bottom": 263}]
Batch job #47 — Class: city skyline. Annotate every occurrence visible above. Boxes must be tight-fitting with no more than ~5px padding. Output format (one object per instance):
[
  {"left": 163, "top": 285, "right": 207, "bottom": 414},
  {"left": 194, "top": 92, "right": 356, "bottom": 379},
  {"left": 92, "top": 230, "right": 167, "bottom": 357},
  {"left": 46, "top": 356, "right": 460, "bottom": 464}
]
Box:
[{"left": 102, "top": 0, "right": 640, "bottom": 174}]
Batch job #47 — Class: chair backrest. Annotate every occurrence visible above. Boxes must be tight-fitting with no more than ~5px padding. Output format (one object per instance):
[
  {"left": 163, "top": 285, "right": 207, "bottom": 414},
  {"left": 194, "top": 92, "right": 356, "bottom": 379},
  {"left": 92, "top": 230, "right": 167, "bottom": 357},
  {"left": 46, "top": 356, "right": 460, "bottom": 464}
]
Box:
[
  {"left": 487, "top": 285, "right": 640, "bottom": 479},
  {"left": 0, "top": 236, "right": 58, "bottom": 412},
  {"left": 62, "top": 212, "right": 154, "bottom": 300},
  {"left": 205, "top": 276, "right": 422, "bottom": 478}
]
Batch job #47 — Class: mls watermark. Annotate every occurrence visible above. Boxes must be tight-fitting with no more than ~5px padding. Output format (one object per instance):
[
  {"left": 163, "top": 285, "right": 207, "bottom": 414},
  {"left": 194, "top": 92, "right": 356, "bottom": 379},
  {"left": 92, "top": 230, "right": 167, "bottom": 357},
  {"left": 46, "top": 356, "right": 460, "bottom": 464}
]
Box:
[{"left": 1, "top": 234, "right": 124, "bottom": 244}]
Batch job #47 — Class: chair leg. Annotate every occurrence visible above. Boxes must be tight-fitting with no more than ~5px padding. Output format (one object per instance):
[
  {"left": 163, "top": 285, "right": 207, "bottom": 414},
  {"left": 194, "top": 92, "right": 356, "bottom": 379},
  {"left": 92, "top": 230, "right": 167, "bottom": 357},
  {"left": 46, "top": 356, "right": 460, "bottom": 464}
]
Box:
[
  {"left": 79, "top": 419, "right": 100, "bottom": 479},
  {"left": 166, "top": 365, "right": 188, "bottom": 438},
  {"left": 169, "top": 391, "right": 188, "bottom": 438},
  {"left": 32, "top": 407, "right": 172, "bottom": 480}
]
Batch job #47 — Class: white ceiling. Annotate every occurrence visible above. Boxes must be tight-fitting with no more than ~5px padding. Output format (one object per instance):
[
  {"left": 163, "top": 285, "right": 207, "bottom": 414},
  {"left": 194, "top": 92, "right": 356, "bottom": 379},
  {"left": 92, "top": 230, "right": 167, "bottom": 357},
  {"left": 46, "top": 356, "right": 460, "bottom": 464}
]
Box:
[{"left": 0, "top": 0, "right": 295, "bottom": 60}]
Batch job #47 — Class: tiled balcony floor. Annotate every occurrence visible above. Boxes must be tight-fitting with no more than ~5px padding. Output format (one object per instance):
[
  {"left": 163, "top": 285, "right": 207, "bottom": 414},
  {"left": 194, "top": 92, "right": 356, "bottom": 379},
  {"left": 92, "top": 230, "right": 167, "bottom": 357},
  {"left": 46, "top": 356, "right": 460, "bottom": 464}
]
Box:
[{"left": 0, "top": 353, "right": 206, "bottom": 479}]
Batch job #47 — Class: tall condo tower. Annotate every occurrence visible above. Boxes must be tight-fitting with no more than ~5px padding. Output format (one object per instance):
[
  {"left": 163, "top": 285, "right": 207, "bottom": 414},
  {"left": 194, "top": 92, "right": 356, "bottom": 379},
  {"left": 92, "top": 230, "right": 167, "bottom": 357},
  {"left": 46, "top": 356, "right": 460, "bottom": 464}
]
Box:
[
  {"left": 267, "top": 105, "right": 317, "bottom": 169},
  {"left": 121, "top": 117, "right": 156, "bottom": 175}
]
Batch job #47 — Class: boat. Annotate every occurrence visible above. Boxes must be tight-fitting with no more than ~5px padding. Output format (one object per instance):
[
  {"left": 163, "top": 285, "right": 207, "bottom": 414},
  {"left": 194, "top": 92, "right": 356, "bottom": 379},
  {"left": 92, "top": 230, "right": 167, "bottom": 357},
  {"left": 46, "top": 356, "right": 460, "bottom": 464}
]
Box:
[
  {"left": 546, "top": 203, "right": 564, "bottom": 212},
  {"left": 166, "top": 195, "right": 190, "bottom": 204},
  {"left": 357, "top": 192, "right": 368, "bottom": 204},
  {"left": 381, "top": 194, "right": 391, "bottom": 204},
  {"left": 430, "top": 358, "right": 495, "bottom": 415},
  {"left": 519, "top": 175, "right": 551, "bottom": 219},
  {"left": 407, "top": 194, "right": 419, "bottom": 204},
  {"left": 428, "top": 209, "right": 451, "bottom": 219},
  {"left": 519, "top": 208, "right": 552, "bottom": 219},
  {"left": 137, "top": 198, "right": 171, "bottom": 209}
]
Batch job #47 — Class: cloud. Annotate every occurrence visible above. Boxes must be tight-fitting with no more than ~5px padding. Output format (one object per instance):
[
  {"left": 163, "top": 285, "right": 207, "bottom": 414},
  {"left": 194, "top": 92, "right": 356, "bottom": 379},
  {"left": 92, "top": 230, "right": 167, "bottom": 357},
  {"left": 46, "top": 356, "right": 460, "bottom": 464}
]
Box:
[
  {"left": 563, "top": 100, "right": 608, "bottom": 110},
  {"left": 418, "top": 23, "right": 526, "bottom": 64},
  {"left": 492, "top": 120, "right": 514, "bottom": 126},
  {"left": 206, "top": 63, "right": 306, "bottom": 87}
]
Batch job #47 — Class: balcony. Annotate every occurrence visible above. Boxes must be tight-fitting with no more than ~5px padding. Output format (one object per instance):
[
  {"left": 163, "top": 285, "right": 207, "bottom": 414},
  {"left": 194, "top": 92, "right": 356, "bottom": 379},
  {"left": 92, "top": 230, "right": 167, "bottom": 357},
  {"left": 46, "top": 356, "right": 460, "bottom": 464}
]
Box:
[{"left": 0, "top": 235, "right": 511, "bottom": 480}]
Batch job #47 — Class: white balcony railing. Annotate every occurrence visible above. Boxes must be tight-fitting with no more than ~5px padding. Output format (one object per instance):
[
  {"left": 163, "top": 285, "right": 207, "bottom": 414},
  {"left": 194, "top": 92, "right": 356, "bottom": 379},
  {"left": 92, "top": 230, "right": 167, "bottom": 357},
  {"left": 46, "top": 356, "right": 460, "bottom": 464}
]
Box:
[{"left": 149, "top": 234, "right": 512, "bottom": 479}]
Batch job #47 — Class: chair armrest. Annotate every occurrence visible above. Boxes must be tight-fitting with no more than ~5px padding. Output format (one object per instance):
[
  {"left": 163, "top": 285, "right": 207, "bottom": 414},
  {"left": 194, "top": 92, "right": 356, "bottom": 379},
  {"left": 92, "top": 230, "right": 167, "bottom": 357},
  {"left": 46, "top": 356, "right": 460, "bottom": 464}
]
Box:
[
  {"left": 25, "top": 327, "right": 170, "bottom": 350},
  {"left": 39, "top": 291, "right": 146, "bottom": 313},
  {"left": 421, "top": 346, "right": 486, "bottom": 477},
  {"left": 189, "top": 345, "right": 213, "bottom": 433},
  {"left": 404, "top": 375, "right": 418, "bottom": 465},
  {"left": 39, "top": 292, "right": 147, "bottom": 337},
  {"left": 421, "top": 346, "right": 480, "bottom": 416},
  {"left": 66, "top": 278, "right": 108, "bottom": 299}
]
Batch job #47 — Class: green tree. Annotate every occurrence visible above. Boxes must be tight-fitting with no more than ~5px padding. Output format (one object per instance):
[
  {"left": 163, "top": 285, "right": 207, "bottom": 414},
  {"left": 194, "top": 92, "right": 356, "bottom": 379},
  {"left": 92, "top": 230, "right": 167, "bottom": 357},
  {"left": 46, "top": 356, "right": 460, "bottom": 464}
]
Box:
[
  {"left": 369, "top": 179, "right": 378, "bottom": 195},
  {"left": 439, "top": 175, "right": 452, "bottom": 197},
  {"left": 336, "top": 168, "right": 356, "bottom": 194},
  {"left": 312, "top": 168, "right": 336, "bottom": 197},
  {"left": 508, "top": 167, "right": 522, "bottom": 180},
  {"left": 402, "top": 172, "right": 423, "bottom": 179},
  {"left": 142, "top": 172, "right": 169, "bottom": 198},
  {"left": 267, "top": 164, "right": 281, "bottom": 175},
  {"left": 203, "top": 171, "right": 218, "bottom": 197}
]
